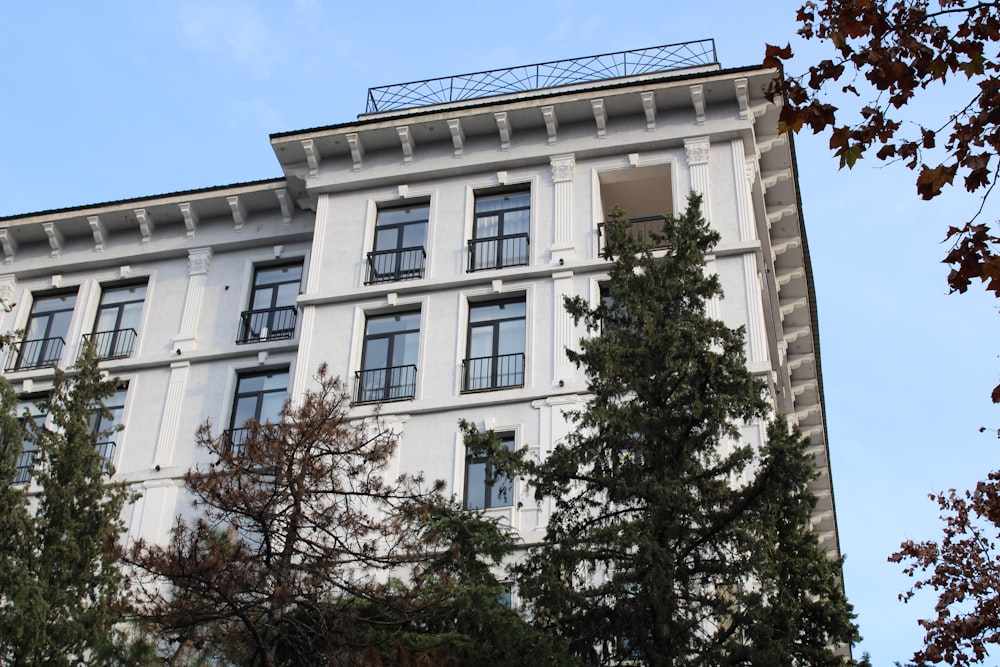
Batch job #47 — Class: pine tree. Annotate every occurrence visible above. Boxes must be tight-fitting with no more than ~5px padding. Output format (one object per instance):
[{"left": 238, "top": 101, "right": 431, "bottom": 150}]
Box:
[
  {"left": 511, "top": 194, "right": 857, "bottom": 665},
  {"left": 0, "top": 342, "right": 134, "bottom": 665}
]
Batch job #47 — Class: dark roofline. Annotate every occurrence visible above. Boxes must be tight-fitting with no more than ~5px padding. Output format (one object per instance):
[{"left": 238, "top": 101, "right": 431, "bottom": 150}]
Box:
[
  {"left": 0, "top": 177, "right": 287, "bottom": 223},
  {"left": 269, "top": 63, "right": 770, "bottom": 141}
]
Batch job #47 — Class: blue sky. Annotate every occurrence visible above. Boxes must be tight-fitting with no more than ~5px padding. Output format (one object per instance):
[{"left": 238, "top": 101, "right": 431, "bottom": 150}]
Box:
[{"left": 2, "top": 2, "right": 997, "bottom": 663}]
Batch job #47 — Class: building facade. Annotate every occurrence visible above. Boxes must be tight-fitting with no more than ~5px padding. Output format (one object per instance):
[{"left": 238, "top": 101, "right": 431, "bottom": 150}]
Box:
[{"left": 0, "top": 43, "right": 839, "bottom": 573}]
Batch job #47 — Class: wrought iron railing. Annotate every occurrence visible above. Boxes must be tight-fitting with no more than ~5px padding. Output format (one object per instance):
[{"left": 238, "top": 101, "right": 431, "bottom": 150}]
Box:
[
  {"left": 95, "top": 440, "right": 116, "bottom": 473},
  {"left": 6, "top": 337, "right": 65, "bottom": 372},
  {"left": 12, "top": 443, "right": 35, "bottom": 484},
  {"left": 599, "top": 215, "right": 669, "bottom": 256},
  {"left": 366, "top": 40, "right": 718, "bottom": 113},
  {"left": 463, "top": 353, "right": 525, "bottom": 392},
  {"left": 355, "top": 365, "right": 417, "bottom": 404},
  {"left": 223, "top": 427, "right": 253, "bottom": 457},
  {"left": 237, "top": 306, "right": 298, "bottom": 344},
  {"left": 365, "top": 247, "right": 426, "bottom": 285},
  {"left": 83, "top": 328, "right": 137, "bottom": 360},
  {"left": 468, "top": 234, "right": 529, "bottom": 272}
]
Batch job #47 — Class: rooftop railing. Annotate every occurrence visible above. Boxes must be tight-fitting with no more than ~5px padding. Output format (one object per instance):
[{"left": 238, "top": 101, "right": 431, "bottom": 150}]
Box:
[{"left": 366, "top": 40, "right": 718, "bottom": 114}]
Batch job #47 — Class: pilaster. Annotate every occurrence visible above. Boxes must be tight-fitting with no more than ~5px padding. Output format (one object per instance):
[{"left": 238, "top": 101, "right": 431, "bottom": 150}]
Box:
[
  {"left": 550, "top": 154, "right": 576, "bottom": 264},
  {"left": 173, "top": 248, "right": 212, "bottom": 352}
]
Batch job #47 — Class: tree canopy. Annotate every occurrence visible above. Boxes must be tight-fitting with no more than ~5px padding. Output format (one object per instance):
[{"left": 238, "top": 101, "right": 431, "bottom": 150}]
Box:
[{"left": 764, "top": 0, "right": 1000, "bottom": 399}]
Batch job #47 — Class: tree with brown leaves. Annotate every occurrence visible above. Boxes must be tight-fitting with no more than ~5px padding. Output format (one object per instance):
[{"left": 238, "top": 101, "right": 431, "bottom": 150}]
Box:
[
  {"left": 126, "top": 365, "right": 451, "bottom": 666},
  {"left": 764, "top": 0, "right": 1000, "bottom": 401},
  {"left": 890, "top": 470, "right": 1000, "bottom": 666}
]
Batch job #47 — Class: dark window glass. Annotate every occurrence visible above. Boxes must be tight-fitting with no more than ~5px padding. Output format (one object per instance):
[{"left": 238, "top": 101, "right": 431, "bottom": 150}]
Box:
[
  {"left": 357, "top": 311, "right": 420, "bottom": 403},
  {"left": 10, "top": 292, "right": 77, "bottom": 371},
  {"left": 464, "top": 299, "right": 525, "bottom": 391},
  {"left": 469, "top": 191, "right": 530, "bottom": 271},
  {"left": 367, "top": 205, "right": 429, "bottom": 284},
  {"left": 227, "top": 369, "right": 289, "bottom": 455},
  {"left": 238, "top": 262, "right": 302, "bottom": 343},
  {"left": 91, "top": 387, "right": 127, "bottom": 472},
  {"left": 465, "top": 433, "right": 515, "bottom": 510},
  {"left": 12, "top": 400, "right": 45, "bottom": 485},
  {"left": 89, "top": 283, "right": 145, "bottom": 359}
]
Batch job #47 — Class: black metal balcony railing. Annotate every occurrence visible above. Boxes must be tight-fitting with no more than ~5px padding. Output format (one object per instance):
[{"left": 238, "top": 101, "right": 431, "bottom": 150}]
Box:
[
  {"left": 12, "top": 445, "right": 35, "bottom": 484},
  {"left": 365, "top": 247, "right": 426, "bottom": 285},
  {"left": 83, "top": 328, "right": 137, "bottom": 360},
  {"left": 468, "top": 234, "right": 529, "bottom": 272},
  {"left": 463, "top": 353, "right": 525, "bottom": 392},
  {"left": 366, "top": 40, "right": 718, "bottom": 113},
  {"left": 237, "top": 306, "right": 298, "bottom": 344},
  {"left": 355, "top": 365, "right": 417, "bottom": 404},
  {"left": 6, "top": 337, "right": 65, "bottom": 372},
  {"left": 599, "top": 215, "right": 669, "bottom": 256},
  {"left": 223, "top": 427, "right": 253, "bottom": 457},
  {"left": 94, "top": 440, "right": 116, "bottom": 473}
]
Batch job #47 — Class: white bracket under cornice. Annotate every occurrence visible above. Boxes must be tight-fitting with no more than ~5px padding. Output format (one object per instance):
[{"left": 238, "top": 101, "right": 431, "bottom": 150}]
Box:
[
  {"left": 771, "top": 235, "right": 801, "bottom": 258},
  {"left": 397, "top": 126, "right": 414, "bottom": 165},
  {"left": 783, "top": 324, "right": 811, "bottom": 345},
  {"left": 447, "top": 119, "right": 465, "bottom": 157},
  {"left": 275, "top": 189, "right": 293, "bottom": 225},
  {"left": 227, "top": 196, "right": 247, "bottom": 232},
  {"left": 179, "top": 202, "right": 199, "bottom": 238},
  {"left": 788, "top": 355, "right": 814, "bottom": 373},
  {"left": 640, "top": 91, "right": 656, "bottom": 131},
  {"left": 87, "top": 215, "right": 106, "bottom": 252},
  {"left": 735, "top": 78, "right": 749, "bottom": 120},
  {"left": 776, "top": 267, "right": 805, "bottom": 288},
  {"left": 757, "top": 133, "right": 788, "bottom": 155},
  {"left": 780, "top": 297, "right": 808, "bottom": 320},
  {"left": 302, "top": 139, "right": 320, "bottom": 178},
  {"left": 591, "top": 98, "right": 607, "bottom": 139},
  {"left": 42, "top": 222, "right": 63, "bottom": 257},
  {"left": 761, "top": 169, "right": 792, "bottom": 190},
  {"left": 346, "top": 133, "right": 364, "bottom": 172},
  {"left": 749, "top": 101, "right": 773, "bottom": 118},
  {"left": 689, "top": 85, "right": 705, "bottom": 125},
  {"left": 766, "top": 205, "right": 796, "bottom": 227},
  {"left": 541, "top": 105, "right": 558, "bottom": 145},
  {"left": 494, "top": 112, "right": 512, "bottom": 150},
  {"left": 0, "top": 229, "right": 17, "bottom": 264},
  {"left": 792, "top": 378, "right": 819, "bottom": 399},
  {"left": 795, "top": 405, "right": 820, "bottom": 423},
  {"left": 134, "top": 209, "right": 154, "bottom": 245}
]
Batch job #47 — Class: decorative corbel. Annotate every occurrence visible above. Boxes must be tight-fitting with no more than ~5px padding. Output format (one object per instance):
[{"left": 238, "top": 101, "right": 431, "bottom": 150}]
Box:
[
  {"left": 302, "top": 139, "right": 320, "bottom": 178},
  {"left": 228, "top": 196, "right": 247, "bottom": 231},
  {"left": 42, "top": 222, "right": 63, "bottom": 257},
  {"left": 591, "top": 98, "right": 607, "bottom": 139},
  {"left": 179, "top": 202, "right": 199, "bottom": 238},
  {"left": 447, "top": 119, "right": 465, "bottom": 157},
  {"left": 0, "top": 229, "right": 17, "bottom": 264},
  {"left": 134, "top": 209, "right": 155, "bottom": 244},
  {"left": 346, "top": 133, "right": 364, "bottom": 172},
  {"left": 275, "top": 189, "right": 293, "bottom": 225},
  {"left": 494, "top": 112, "right": 512, "bottom": 150},
  {"left": 87, "top": 215, "right": 106, "bottom": 252},
  {"left": 640, "top": 92, "right": 656, "bottom": 131},
  {"left": 541, "top": 105, "right": 558, "bottom": 145},
  {"left": 689, "top": 84, "right": 705, "bottom": 125},
  {"left": 397, "top": 126, "right": 414, "bottom": 165},
  {"left": 734, "top": 78, "right": 749, "bottom": 120}
]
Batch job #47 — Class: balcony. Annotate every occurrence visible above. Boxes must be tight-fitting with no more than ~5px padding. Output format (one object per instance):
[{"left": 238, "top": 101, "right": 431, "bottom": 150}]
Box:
[
  {"left": 12, "top": 446, "right": 35, "bottom": 484},
  {"left": 6, "top": 337, "right": 65, "bottom": 372},
  {"left": 468, "top": 234, "right": 529, "bottom": 272},
  {"left": 365, "top": 247, "right": 426, "bottom": 285},
  {"left": 599, "top": 215, "right": 669, "bottom": 256},
  {"left": 223, "top": 427, "right": 253, "bottom": 457},
  {"left": 354, "top": 365, "right": 417, "bottom": 404},
  {"left": 83, "top": 328, "right": 137, "bottom": 360},
  {"left": 237, "top": 306, "right": 297, "bottom": 344},
  {"left": 94, "top": 441, "right": 116, "bottom": 473},
  {"left": 462, "top": 353, "right": 525, "bottom": 392}
]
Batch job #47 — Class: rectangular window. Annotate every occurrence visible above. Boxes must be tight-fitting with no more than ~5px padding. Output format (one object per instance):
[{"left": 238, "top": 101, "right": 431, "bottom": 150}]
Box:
[
  {"left": 226, "top": 369, "right": 289, "bottom": 455},
  {"left": 12, "top": 400, "right": 44, "bottom": 485},
  {"left": 8, "top": 291, "right": 78, "bottom": 371},
  {"left": 367, "top": 204, "right": 428, "bottom": 284},
  {"left": 463, "top": 298, "right": 525, "bottom": 392},
  {"left": 468, "top": 190, "right": 530, "bottom": 272},
  {"left": 85, "top": 283, "right": 146, "bottom": 360},
  {"left": 356, "top": 311, "right": 419, "bottom": 403},
  {"left": 91, "top": 387, "right": 127, "bottom": 473},
  {"left": 237, "top": 261, "right": 302, "bottom": 344},
  {"left": 464, "top": 432, "right": 514, "bottom": 510}
]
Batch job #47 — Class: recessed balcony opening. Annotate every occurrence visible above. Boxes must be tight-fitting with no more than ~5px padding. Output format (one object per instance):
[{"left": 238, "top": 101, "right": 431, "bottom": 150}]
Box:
[{"left": 598, "top": 164, "right": 673, "bottom": 254}]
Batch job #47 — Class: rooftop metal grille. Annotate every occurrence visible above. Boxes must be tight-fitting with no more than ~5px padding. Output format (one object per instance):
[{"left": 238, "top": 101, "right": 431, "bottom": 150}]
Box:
[{"left": 365, "top": 40, "right": 718, "bottom": 114}]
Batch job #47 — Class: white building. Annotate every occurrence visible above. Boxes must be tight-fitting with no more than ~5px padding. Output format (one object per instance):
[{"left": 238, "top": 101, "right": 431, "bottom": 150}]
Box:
[{"left": 0, "top": 42, "right": 840, "bottom": 563}]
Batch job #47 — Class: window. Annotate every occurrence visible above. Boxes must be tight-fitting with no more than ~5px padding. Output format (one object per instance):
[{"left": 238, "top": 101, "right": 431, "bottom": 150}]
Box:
[
  {"left": 356, "top": 311, "right": 419, "bottom": 403},
  {"left": 367, "top": 204, "right": 428, "bottom": 284},
  {"left": 463, "top": 298, "right": 525, "bottom": 392},
  {"left": 8, "top": 291, "right": 77, "bottom": 371},
  {"left": 11, "top": 400, "right": 44, "bottom": 484},
  {"left": 85, "top": 283, "right": 146, "bottom": 360},
  {"left": 468, "top": 190, "right": 530, "bottom": 272},
  {"left": 237, "top": 261, "right": 302, "bottom": 344},
  {"left": 464, "top": 432, "right": 514, "bottom": 510},
  {"left": 226, "top": 369, "right": 289, "bottom": 455},
  {"left": 91, "top": 387, "right": 127, "bottom": 473}
]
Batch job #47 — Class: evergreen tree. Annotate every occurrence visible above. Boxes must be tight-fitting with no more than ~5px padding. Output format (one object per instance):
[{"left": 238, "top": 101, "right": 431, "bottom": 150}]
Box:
[
  {"left": 0, "top": 342, "right": 135, "bottom": 665},
  {"left": 510, "top": 195, "right": 857, "bottom": 665}
]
